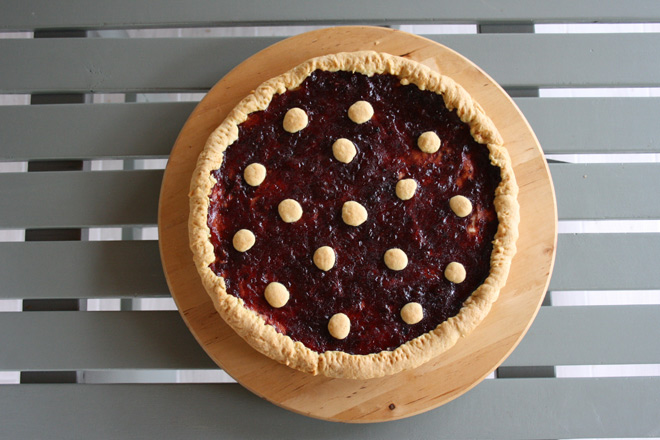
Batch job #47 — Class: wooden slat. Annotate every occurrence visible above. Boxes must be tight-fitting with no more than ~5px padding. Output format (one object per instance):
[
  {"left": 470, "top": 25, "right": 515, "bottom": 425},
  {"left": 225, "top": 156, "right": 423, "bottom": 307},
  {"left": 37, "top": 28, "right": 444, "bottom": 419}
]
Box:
[
  {"left": 1, "top": 306, "right": 658, "bottom": 371},
  {"left": 1, "top": 379, "right": 659, "bottom": 439},
  {"left": 1, "top": 163, "right": 658, "bottom": 229},
  {"left": 0, "top": 312, "right": 215, "bottom": 371},
  {"left": 0, "top": 102, "right": 196, "bottom": 161},
  {"left": 502, "top": 305, "right": 660, "bottom": 367},
  {"left": 0, "top": 170, "right": 161, "bottom": 229},
  {"left": 0, "top": 37, "right": 279, "bottom": 93},
  {"left": 2, "top": 0, "right": 660, "bottom": 30},
  {"left": 515, "top": 97, "right": 660, "bottom": 154},
  {"left": 438, "top": 33, "right": 660, "bottom": 89},
  {"left": 552, "top": 163, "right": 660, "bottom": 220},
  {"left": 551, "top": 233, "right": 660, "bottom": 291},
  {"left": 2, "top": 34, "right": 660, "bottom": 93},
  {"left": 3, "top": 98, "right": 660, "bottom": 161},
  {"left": 0, "top": 241, "right": 168, "bottom": 300},
  {"left": 2, "top": 233, "right": 658, "bottom": 300}
]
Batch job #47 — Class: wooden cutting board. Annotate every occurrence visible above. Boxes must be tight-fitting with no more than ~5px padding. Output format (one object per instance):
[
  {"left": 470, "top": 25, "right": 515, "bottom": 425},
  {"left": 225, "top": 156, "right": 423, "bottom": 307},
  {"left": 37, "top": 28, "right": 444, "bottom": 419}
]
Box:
[{"left": 158, "top": 26, "right": 557, "bottom": 423}]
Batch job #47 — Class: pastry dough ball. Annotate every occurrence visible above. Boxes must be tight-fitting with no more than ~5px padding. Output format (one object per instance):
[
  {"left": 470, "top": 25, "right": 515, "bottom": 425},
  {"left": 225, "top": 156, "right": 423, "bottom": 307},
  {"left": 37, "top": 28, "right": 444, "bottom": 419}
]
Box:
[
  {"left": 243, "top": 163, "right": 266, "bottom": 186},
  {"left": 341, "top": 201, "right": 368, "bottom": 226},
  {"left": 232, "top": 229, "right": 255, "bottom": 252},
  {"left": 396, "top": 178, "right": 417, "bottom": 200},
  {"left": 283, "top": 107, "right": 308, "bottom": 133},
  {"left": 264, "top": 282, "right": 290, "bottom": 308},
  {"left": 417, "top": 131, "right": 441, "bottom": 153},
  {"left": 401, "top": 302, "right": 423, "bottom": 325},
  {"left": 384, "top": 248, "right": 408, "bottom": 271},
  {"left": 445, "top": 262, "right": 467, "bottom": 284},
  {"left": 328, "top": 313, "right": 351, "bottom": 339},
  {"left": 313, "top": 246, "right": 336, "bottom": 271},
  {"left": 278, "top": 199, "right": 303, "bottom": 223},
  {"left": 449, "top": 195, "right": 472, "bottom": 217},
  {"left": 332, "top": 138, "right": 357, "bottom": 163},
  {"left": 348, "top": 101, "right": 374, "bottom": 124}
]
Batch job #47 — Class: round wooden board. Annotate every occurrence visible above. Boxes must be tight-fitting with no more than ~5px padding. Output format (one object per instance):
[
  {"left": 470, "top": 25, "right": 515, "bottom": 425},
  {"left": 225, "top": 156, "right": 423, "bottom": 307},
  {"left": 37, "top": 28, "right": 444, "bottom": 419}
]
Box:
[{"left": 158, "top": 26, "right": 557, "bottom": 423}]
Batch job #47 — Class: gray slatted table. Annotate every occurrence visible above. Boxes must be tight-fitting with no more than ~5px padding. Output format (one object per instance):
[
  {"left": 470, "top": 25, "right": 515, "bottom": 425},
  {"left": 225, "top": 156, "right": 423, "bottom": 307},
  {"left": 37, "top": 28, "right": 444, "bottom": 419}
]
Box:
[{"left": 1, "top": 1, "right": 660, "bottom": 438}]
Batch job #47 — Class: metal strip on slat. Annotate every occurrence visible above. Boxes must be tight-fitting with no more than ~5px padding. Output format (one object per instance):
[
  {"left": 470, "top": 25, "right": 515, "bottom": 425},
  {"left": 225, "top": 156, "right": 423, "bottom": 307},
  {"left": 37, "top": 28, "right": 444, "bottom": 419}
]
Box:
[
  {"left": 2, "top": 34, "right": 660, "bottom": 93},
  {"left": 1, "top": 379, "right": 659, "bottom": 439},
  {"left": 2, "top": 0, "right": 660, "bottom": 30},
  {"left": 4, "top": 98, "right": 660, "bottom": 161}
]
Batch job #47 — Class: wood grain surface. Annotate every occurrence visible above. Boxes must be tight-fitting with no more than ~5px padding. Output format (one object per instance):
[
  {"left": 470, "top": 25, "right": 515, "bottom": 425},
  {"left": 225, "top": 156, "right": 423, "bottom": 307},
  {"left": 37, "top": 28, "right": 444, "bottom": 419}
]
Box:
[{"left": 158, "top": 26, "right": 557, "bottom": 422}]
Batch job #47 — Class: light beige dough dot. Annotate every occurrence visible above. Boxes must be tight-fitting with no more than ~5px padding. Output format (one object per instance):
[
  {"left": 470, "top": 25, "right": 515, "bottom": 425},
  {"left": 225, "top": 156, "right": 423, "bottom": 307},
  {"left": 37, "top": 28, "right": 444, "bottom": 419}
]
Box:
[
  {"left": 283, "top": 107, "right": 308, "bottom": 133},
  {"left": 348, "top": 100, "right": 374, "bottom": 124},
  {"left": 396, "top": 178, "right": 417, "bottom": 200},
  {"left": 445, "top": 262, "right": 467, "bottom": 284},
  {"left": 328, "top": 313, "right": 351, "bottom": 339},
  {"left": 449, "top": 195, "right": 473, "bottom": 217},
  {"left": 417, "top": 131, "right": 441, "bottom": 153},
  {"left": 313, "top": 246, "right": 336, "bottom": 271},
  {"left": 332, "top": 138, "right": 357, "bottom": 163},
  {"left": 264, "top": 282, "right": 289, "bottom": 308},
  {"left": 384, "top": 248, "right": 408, "bottom": 271},
  {"left": 232, "top": 229, "right": 255, "bottom": 252},
  {"left": 401, "top": 302, "right": 424, "bottom": 325},
  {"left": 243, "top": 163, "right": 266, "bottom": 186},
  {"left": 278, "top": 199, "right": 303, "bottom": 223},
  {"left": 341, "top": 201, "right": 368, "bottom": 226}
]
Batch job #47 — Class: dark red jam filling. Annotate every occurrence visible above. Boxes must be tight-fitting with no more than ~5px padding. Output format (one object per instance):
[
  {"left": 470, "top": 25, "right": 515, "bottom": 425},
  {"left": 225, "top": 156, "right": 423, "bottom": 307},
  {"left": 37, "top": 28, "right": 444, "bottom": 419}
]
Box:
[{"left": 207, "top": 70, "right": 501, "bottom": 355}]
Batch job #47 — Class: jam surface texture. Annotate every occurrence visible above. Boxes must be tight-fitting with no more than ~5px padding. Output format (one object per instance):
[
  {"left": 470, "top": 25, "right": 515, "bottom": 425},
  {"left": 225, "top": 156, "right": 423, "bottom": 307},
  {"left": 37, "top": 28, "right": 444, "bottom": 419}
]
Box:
[{"left": 207, "top": 70, "right": 501, "bottom": 355}]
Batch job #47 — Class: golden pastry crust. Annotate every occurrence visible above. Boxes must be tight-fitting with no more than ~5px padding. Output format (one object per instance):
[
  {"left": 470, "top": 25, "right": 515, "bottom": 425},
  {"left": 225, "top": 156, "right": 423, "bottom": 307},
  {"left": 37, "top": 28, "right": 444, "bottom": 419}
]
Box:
[{"left": 189, "top": 51, "right": 519, "bottom": 380}]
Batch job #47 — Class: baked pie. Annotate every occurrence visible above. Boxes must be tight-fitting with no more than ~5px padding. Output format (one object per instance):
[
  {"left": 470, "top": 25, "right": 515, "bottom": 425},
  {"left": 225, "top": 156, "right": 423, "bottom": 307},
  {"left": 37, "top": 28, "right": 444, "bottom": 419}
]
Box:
[{"left": 189, "top": 51, "right": 519, "bottom": 379}]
